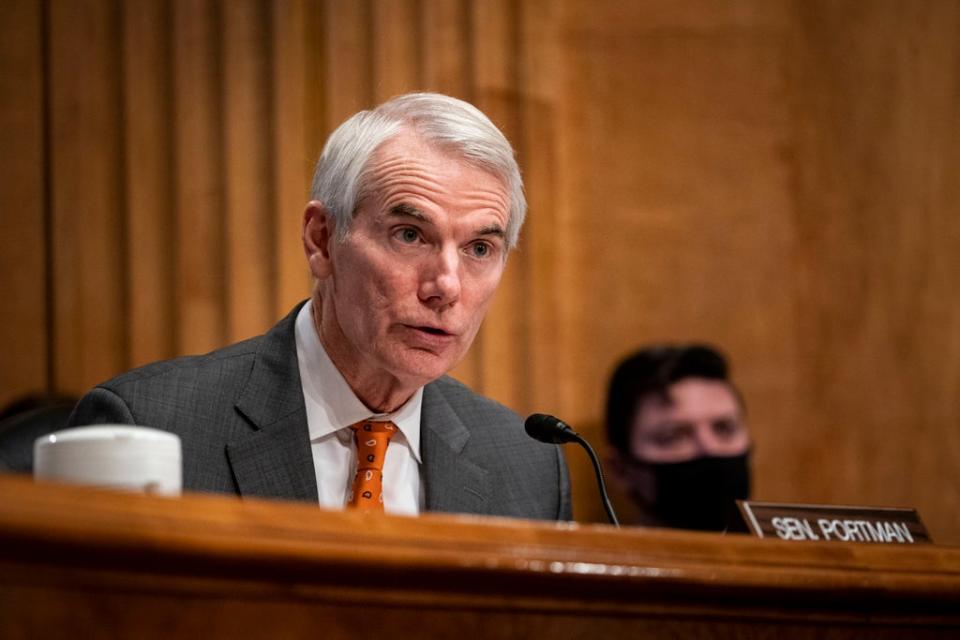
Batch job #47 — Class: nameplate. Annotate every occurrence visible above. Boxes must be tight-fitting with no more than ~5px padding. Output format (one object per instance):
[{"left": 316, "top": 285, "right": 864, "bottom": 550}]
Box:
[{"left": 736, "top": 501, "right": 932, "bottom": 544}]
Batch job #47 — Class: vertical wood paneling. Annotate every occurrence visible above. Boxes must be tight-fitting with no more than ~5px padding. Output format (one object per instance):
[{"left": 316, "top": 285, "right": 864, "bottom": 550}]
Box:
[
  {"left": 552, "top": 0, "right": 799, "bottom": 521},
  {"left": 790, "top": 0, "right": 960, "bottom": 544},
  {"left": 470, "top": 0, "right": 526, "bottom": 410},
  {"left": 123, "top": 0, "right": 176, "bottom": 368},
  {"left": 517, "top": 0, "right": 565, "bottom": 417},
  {"left": 49, "top": 0, "right": 126, "bottom": 395},
  {"left": 419, "top": 0, "right": 470, "bottom": 97},
  {"left": 371, "top": 0, "right": 421, "bottom": 101},
  {"left": 273, "top": 0, "right": 312, "bottom": 316},
  {"left": 0, "top": 0, "right": 47, "bottom": 407},
  {"left": 470, "top": 0, "right": 518, "bottom": 139},
  {"left": 172, "top": 0, "right": 225, "bottom": 354},
  {"left": 516, "top": 0, "right": 585, "bottom": 510},
  {"left": 918, "top": 4, "right": 960, "bottom": 544},
  {"left": 223, "top": 0, "right": 275, "bottom": 341},
  {"left": 301, "top": 0, "right": 326, "bottom": 181},
  {"left": 323, "top": 0, "right": 373, "bottom": 131}
]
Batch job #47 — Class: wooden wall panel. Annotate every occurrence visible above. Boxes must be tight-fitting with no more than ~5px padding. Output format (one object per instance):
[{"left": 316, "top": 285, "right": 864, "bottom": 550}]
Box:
[
  {"left": 323, "top": 0, "right": 372, "bottom": 130},
  {"left": 518, "top": 0, "right": 960, "bottom": 540},
  {"left": 172, "top": 0, "right": 226, "bottom": 355},
  {"left": 371, "top": 0, "right": 420, "bottom": 101},
  {"left": 49, "top": 0, "right": 126, "bottom": 396},
  {"left": 272, "top": 0, "right": 313, "bottom": 316},
  {"left": 788, "top": 0, "right": 960, "bottom": 544},
  {"left": 471, "top": 0, "right": 527, "bottom": 411},
  {"left": 516, "top": 0, "right": 567, "bottom": 417},
  {"left": 545, "top": 0, "right": 800, "bottom": 522},
  {"left": 419, "top": 0, "right": 470, "bottom": 98},
  {"left": 0, "top": 0, "right": 47, "bottom": 408},
  {"left": 122, "top": 0, "right": 176, "bottom": 368},
  {"left": 223, "top": 0, "right": 275, "bottom": 342}
]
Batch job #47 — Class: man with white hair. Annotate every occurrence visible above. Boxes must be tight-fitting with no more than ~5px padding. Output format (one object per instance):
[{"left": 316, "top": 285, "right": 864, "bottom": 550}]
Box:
[{"left": 69, "top": 93, "right": 572, "bottom": 521}]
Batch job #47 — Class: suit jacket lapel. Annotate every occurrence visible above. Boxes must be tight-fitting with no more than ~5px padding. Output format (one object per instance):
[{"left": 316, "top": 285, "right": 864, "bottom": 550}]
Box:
[
  {"left": 421, "top": 381, "right": 490, "bottom": 514},
  {"left": 225, "top": 308, "right": 487, "bottom": 511},
  {"left": 229, "top": 303, "right": 319, "bottom": 502}
]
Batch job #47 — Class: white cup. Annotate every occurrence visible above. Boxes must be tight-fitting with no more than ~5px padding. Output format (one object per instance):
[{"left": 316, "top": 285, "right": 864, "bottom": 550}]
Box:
[{"left": 34, "top": 425, "right": 182, "bottom": 496}]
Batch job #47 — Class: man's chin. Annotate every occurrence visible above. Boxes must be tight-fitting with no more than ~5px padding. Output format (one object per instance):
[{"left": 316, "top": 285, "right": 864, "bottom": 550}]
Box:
[{"left": 388, "top": 350, "right": 459, "bottom": 387}]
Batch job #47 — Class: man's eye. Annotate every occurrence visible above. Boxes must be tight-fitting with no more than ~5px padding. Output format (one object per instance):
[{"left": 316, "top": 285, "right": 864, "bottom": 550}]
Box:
[
  {"left": 396, "top": 228, "right": 421, "bottom": 243},
  {"left": 469, "top": 242, "right": 492, "bottom": 258}
]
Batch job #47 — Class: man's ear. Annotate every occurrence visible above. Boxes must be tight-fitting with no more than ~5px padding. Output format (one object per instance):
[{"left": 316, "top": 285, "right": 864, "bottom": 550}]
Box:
[{"left": 303, "top": 200, "right": 336, "bottom": 279}]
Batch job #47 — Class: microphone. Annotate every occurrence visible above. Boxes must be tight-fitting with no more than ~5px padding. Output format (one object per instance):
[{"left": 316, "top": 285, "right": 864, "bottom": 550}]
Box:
[{"left": 525, "top": 414, "right": 620, "bottom": 527}]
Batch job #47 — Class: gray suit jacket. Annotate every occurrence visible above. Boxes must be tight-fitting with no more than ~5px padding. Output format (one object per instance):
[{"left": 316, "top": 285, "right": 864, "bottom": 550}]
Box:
[{"left": 68, "top": 304, "right": 572, "bottom": 521}]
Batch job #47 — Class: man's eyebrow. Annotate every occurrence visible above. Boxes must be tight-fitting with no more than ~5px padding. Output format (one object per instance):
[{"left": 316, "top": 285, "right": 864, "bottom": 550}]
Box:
[
  {"left": 387, "top": 203, "right": 506, "bottom": 239},
  {"left": 387, "top": 202, "right": 428, "bottom": 222},
  {"left": 476, "top": 224, "right": 506, "bottom": 239}
]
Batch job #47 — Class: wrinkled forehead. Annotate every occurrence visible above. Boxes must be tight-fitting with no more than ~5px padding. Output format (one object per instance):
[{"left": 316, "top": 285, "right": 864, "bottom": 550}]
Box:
[{"left": 360, "top": 128, "right": 507, "bottom": 201}]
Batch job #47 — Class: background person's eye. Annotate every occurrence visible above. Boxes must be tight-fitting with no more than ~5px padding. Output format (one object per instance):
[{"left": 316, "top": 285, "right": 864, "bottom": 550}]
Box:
[
  {"left": 651, "top": 427, "right": 690, "bottom": 448},
  {"left": 712, "top": 419, "right": 740, "bottom": 438}
]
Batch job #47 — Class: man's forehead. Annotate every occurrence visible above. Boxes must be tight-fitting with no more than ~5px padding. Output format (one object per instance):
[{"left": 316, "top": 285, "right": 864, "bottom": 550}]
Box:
[
  {"left": 360, "top": 140, "right": 506, "bottom": 213},
  {"left": 366, "top": 129, "right": 504, "bottom": 189}
]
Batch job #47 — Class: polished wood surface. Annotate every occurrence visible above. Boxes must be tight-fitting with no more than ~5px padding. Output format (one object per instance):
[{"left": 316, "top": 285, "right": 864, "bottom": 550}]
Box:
[
  {"left": 1, "top": 1, "right": 959, "bottom": 543},
  {"left": 1, "top": 475, "right": 958, "bottom": 639}
]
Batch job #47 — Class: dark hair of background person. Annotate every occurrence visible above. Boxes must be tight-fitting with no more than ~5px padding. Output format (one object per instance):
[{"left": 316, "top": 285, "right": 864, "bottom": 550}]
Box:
[{"left": 605, "top": 344, "right": 743, "bottom": 457}]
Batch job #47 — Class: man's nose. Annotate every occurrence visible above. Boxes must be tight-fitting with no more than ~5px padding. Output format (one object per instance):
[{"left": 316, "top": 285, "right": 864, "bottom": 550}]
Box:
[{"left": 419, "top": 247, "right": 461, "bottom": 308}]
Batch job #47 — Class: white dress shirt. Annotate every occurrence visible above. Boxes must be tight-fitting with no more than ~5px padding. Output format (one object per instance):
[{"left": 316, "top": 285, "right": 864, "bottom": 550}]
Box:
[{"left": 295, "top": 300, "right": 423, "bottom": 515}]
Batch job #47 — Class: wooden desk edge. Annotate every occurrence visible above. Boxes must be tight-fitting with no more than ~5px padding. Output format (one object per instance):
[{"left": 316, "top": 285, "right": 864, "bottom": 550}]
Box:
[{"left": 1, "top": 473, "right": 958, "bottom": 622}]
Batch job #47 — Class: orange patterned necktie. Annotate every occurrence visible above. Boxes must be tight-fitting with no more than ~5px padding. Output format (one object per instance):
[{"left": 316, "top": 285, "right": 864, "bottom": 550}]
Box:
[{"left": 348, "top": 420, "right": 397, "bottom": 512}]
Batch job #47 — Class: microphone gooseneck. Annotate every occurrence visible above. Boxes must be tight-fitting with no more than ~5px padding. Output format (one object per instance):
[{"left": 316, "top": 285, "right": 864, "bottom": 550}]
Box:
[{"left": 524, "top": 413, "right": 620, "bottom": 527}]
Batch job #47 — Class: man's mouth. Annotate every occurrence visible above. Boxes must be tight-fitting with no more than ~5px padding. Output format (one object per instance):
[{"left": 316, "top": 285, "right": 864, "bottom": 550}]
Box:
[
  {"left": 410, "top": 325, "right": 452, "bottom": 336},
  {"left": 417, "top": 327, "right": 450, "bottom": 336},
  {"left": 401, "top": 323, "right": 459, "bottom": 342}
]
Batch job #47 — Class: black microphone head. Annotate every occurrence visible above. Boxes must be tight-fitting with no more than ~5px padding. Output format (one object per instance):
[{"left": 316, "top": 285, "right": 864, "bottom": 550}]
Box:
[{"left": 524, "top": 413, "right": 579, "bottom": 444}]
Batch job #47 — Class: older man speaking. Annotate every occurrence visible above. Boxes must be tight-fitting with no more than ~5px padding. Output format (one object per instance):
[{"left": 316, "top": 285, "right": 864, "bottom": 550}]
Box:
[{"left": 69, "top": 93, "right": 571, "bottom": 521}]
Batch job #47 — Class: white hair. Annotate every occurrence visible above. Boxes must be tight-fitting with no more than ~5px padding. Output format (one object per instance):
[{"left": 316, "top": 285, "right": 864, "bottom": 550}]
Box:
[{"left": 310, "top": 92, "right": 526, "bottom": 248}]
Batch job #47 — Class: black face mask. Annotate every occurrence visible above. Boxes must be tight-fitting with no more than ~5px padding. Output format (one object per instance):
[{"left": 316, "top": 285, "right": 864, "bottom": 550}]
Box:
[{"left": 643, "top": 452, "right": 751, "bottom": 532}]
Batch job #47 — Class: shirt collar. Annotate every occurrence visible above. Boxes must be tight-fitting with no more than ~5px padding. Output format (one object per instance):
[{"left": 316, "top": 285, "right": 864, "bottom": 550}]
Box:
[{"left": 295, "top": 300, "right": 422, "bottom": 462}]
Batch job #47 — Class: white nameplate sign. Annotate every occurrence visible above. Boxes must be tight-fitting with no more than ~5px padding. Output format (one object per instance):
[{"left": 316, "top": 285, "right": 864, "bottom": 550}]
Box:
[{"left": 736, "top": 501, "right": 932, "bottom": 544}]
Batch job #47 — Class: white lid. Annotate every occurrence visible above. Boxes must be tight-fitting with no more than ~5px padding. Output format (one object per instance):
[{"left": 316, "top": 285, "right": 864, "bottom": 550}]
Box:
[{"left": 36, "top": 425, "right": 179, "bottom": 448}]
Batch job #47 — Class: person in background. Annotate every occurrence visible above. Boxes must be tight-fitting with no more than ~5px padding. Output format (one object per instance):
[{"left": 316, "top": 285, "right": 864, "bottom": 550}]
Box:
[{"left": 605, "top": 344, "right": 751, "bottom": 531}]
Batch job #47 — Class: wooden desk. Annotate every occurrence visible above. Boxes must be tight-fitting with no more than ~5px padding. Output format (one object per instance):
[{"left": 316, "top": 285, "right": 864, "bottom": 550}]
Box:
[{"left": 0, "top": 474, "right": 957, "bottom": 638}]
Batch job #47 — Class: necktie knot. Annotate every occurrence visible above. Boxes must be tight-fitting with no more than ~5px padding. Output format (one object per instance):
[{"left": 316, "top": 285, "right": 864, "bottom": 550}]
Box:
[{"left": 348, "top": 421, "right": 397, "bottom": 511}]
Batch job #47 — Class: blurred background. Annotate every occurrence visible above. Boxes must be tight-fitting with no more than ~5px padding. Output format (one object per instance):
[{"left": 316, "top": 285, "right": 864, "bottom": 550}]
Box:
[{"left": 1, "top": 0, "right": 958, "bottom": 542}]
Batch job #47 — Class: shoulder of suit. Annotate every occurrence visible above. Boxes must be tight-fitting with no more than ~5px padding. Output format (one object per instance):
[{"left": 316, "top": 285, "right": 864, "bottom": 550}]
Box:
[
  {"left": 430, "top": 375, "right": 517, "bottom": 412},
  {"left": 98, "top": 334, "right": 264, "bottom": 392},
  {"left": 428, "top": 376, "right": 527, "bottom": 432}
]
